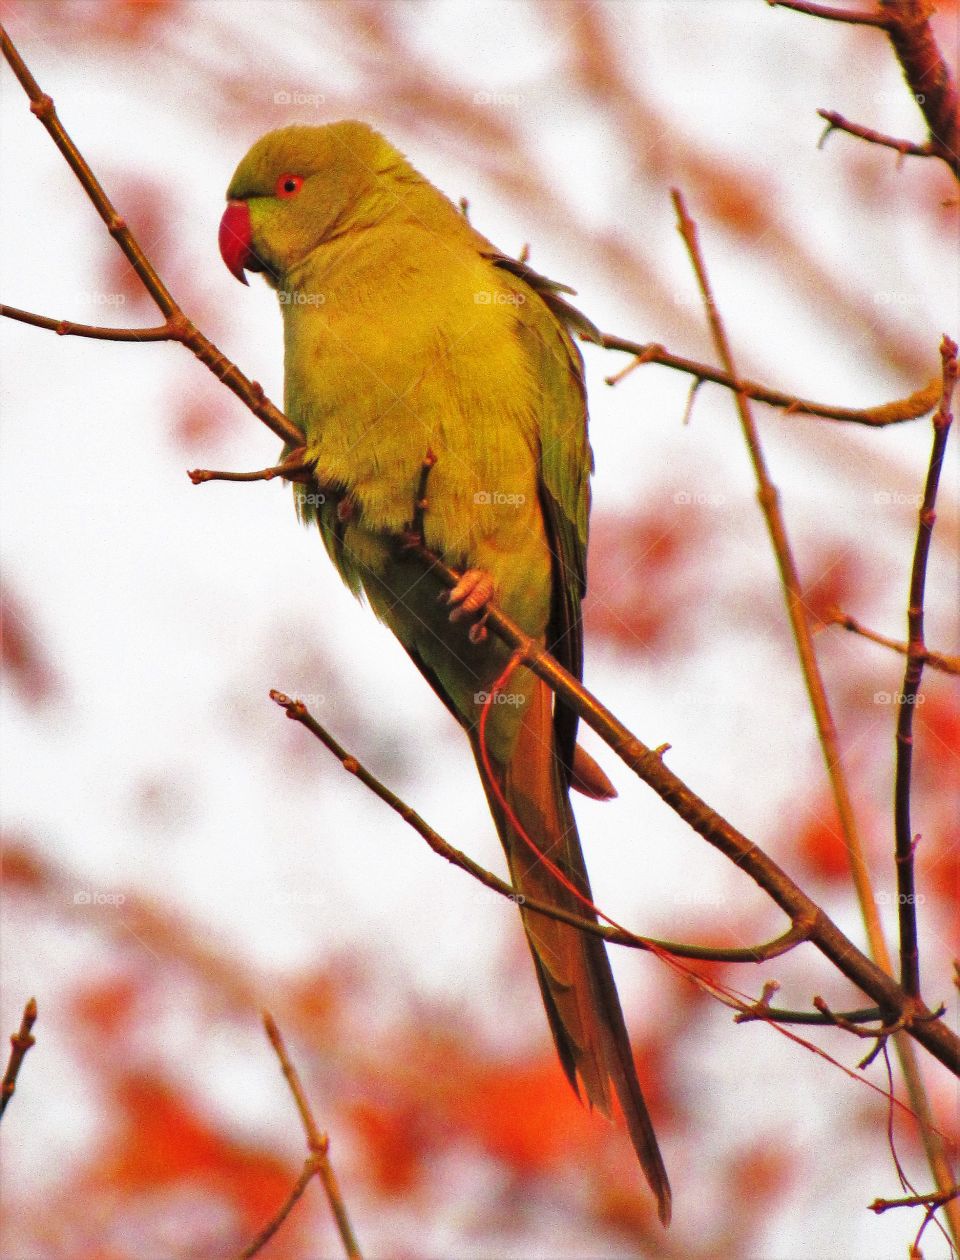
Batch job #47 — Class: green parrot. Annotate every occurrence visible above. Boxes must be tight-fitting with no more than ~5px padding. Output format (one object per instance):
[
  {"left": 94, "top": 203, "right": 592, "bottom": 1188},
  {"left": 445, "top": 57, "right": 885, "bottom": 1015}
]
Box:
[{"left": 219, "top": 122, "right": 670, "bottom": 1223}]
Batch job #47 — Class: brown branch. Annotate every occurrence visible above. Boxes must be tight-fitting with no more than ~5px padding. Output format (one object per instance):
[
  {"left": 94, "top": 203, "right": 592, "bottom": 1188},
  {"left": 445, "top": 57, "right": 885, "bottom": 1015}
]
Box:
[
  {"left": 270, "top": 690, "right": 809, "bottom": 964},
  {"left": 0, "top": 24, "right": 303, "bottom": 450},
  {"left": 894, "top": 336, "right": 957, "bottom": 999},
  {"left": 880, "top": 0, "right": 960, "bottom": 178},
  {"left": 770, "top": 0, "right": 960, "bottom": 177},
  {"left": 817, "top": 109, "right": 935, "bottom": 161},
  {"left": 246, "top": 1012, "right": 362, "bottom": 1260},
  {"left": 237, "top": 1159, "right": 320, "bottom": 1260},
  {"left": 599, "top": 334, "right": 939, "bottom": 426},
  {"left": 871, "top": 1184, "right": 960, "bottom": 1214},
  {"left": 0, "top": 998, "right": 37, "bottom": 1122},
  {"left": 736, "top": 1001, "right": 885, "bottom": 1025},
  {"left": 188, "top": 450, "right": 314, "bottom": 486},
  {"left": 0, "top": 304, "right": 172, "bottom": 341},
  {"left": 826, "top": 609, "right": 960, "bottom": 675},
  {"left": 767, "top": 0, "right": 890, "bottom": 27}
]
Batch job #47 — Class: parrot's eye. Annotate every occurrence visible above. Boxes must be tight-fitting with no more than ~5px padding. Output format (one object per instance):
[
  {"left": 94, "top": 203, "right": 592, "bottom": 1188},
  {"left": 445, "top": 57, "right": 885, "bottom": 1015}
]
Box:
[{"left": 276, "top": 173, "right": 304, "bottom": 198}]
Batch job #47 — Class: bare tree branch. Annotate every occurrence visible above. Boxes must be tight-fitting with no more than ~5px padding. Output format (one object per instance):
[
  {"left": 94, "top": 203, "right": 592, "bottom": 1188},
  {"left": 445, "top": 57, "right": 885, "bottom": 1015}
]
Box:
[
  {"left": 600, "top": 334, "right": 940, "bottom": 426},
  {"left": 240, "top": 1012, "right": 362, "bottom": 1260},
  {"left": 0, "top": 998, "right": 37, "bottom": 1122},
  {"left": 767, "top": 0, "right": 890, "bottom": 28},
  {"left": 0, "top": 304, "right": 172, "bottom": 342},
  {"left": 894, "top": 336, "right": 957, "bottom": 998},
  {"left": 771, "top": 0, "right": 960, "bottom": 177},
  {"left": 817, "top": 109, "right": 936, "bottom": 161},
  {"left": 826, "top": 609, "right": 960, "bottom": 674}
]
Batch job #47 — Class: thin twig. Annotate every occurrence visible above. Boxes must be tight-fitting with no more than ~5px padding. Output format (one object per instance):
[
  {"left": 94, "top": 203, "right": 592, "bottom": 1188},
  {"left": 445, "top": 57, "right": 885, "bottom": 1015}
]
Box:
[
  {"left": 894, "top": 337, "right": 957, "bottom": 999},
  {"left": 599, "top": 333, "right": 939, "bottom": 426},
  {"left": 237, "top": 1158, "right": 320, "bottom": 1260},
  {"left": 258, "top": 1011, "right": 362, "bottom": 1260},
  {"left": 818, "top": 110, "right": 934, "bottom": 162},
  {"left": 670, "top": 188, "right": 888, "bottom": 969},
  {"left": 0, "top": 998, "right": 37, "bottom": 1121},
  {"left": 736, "top": 1002, "right": 885, "bottom": 1026},
  {"left": 826, "top": 609, "right": 960, "bottom": 675},
  {"left": 0, "top": 304, "right": 172, "bottom": 341},
  {"left": 871, "top": 1184, "right": 960, "bottom": 1214},
  {"left": 766, "top": 0, "right": 890, "bottom": 28}
]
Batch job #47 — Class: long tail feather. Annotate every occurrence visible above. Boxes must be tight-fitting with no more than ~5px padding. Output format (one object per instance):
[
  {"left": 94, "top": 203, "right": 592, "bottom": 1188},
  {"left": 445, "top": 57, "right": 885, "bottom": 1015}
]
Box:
[{"left": 471, "top": 677, "right": 671, "bottom": 1225}]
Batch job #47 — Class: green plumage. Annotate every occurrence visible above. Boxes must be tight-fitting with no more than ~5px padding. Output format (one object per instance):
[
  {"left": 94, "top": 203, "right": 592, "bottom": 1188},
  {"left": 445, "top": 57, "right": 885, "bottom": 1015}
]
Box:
[{"left": 224, "top": 122, "right": 670, "bottom": 1223}]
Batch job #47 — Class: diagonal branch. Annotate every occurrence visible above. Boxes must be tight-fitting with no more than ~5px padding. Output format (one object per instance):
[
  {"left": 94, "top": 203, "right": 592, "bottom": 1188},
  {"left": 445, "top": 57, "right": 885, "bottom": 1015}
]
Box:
[
  {"left": 0, "top": 25, "right": 303, "bottom": 451},
  {"left": 766, "top": 1, "right": 890, "bottom": 28},
  {"left": 817, "top": 109, "right": 936, "bottom": 161},
  {"left": 0, "top": 998, "right": 37, "bottom": 1122}
]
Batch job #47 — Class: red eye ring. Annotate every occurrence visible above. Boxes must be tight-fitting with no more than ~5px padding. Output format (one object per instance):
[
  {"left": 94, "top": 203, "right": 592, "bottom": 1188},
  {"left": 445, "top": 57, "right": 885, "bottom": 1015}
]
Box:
[{"left": 276, "top": 173, "right": 303, "bottom": 198}]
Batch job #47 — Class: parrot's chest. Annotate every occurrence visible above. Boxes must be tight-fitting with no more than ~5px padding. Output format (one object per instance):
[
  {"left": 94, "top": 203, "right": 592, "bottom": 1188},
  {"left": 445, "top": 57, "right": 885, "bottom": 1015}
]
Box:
[{"left": 281, "top": 289, "right": 540, "bottom": 553}]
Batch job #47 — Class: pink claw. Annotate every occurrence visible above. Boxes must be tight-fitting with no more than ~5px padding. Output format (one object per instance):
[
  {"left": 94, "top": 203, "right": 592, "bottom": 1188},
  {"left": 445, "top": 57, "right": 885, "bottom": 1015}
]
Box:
[{"left": 447, "top": 569, "right": 494, "bottom": 642}]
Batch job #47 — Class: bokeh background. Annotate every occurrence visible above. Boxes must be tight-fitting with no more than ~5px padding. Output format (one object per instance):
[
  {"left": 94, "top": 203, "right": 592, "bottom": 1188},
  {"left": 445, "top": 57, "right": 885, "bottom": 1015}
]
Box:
[{"left": 1, "top": 1, "right": 957, "bottom": 1256}]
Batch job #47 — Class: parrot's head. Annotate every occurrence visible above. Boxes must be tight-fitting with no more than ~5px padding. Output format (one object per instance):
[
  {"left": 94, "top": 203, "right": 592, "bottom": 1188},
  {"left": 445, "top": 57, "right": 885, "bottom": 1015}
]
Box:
[{"left": 219, "top": 121, "right": 407, "bottom": 285}]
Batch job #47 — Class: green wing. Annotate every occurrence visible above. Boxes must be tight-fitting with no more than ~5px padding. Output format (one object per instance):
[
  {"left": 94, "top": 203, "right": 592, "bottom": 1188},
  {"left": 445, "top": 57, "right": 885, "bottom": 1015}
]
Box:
[{"left": 491, "top": 254, "right": 596, "bottom": 777}]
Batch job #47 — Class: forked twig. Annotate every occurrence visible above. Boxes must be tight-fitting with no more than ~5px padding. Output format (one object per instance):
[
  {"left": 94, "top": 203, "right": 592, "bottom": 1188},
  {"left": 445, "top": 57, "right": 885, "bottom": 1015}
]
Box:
[{"left": 239, "top": 1012, "right": 362, "bottom": 1260}]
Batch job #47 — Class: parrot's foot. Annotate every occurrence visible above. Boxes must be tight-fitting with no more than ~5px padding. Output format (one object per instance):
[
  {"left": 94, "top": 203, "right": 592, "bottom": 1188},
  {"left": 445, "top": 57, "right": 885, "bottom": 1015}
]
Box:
[{"left": 446, "top": 568, "right": 495, "bottom": 643}]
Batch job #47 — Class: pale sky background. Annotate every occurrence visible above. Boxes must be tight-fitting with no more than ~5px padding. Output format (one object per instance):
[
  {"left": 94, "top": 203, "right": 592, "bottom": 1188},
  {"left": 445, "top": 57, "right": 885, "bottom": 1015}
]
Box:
[{"left": 1, "top": 2, "right": 957, "bottom": 1257}]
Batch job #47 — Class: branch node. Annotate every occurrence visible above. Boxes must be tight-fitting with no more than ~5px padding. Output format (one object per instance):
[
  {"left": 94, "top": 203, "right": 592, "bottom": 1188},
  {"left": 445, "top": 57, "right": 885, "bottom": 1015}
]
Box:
[{"left": 28, "top": 92, "right": 53, "bottom": 120}]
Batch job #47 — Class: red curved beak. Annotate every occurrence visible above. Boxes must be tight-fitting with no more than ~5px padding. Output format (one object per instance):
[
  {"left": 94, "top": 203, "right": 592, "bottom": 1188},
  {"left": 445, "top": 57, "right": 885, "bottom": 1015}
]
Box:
[{"left": 219, "top": 200, "right": 254, "bottom": 284}]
